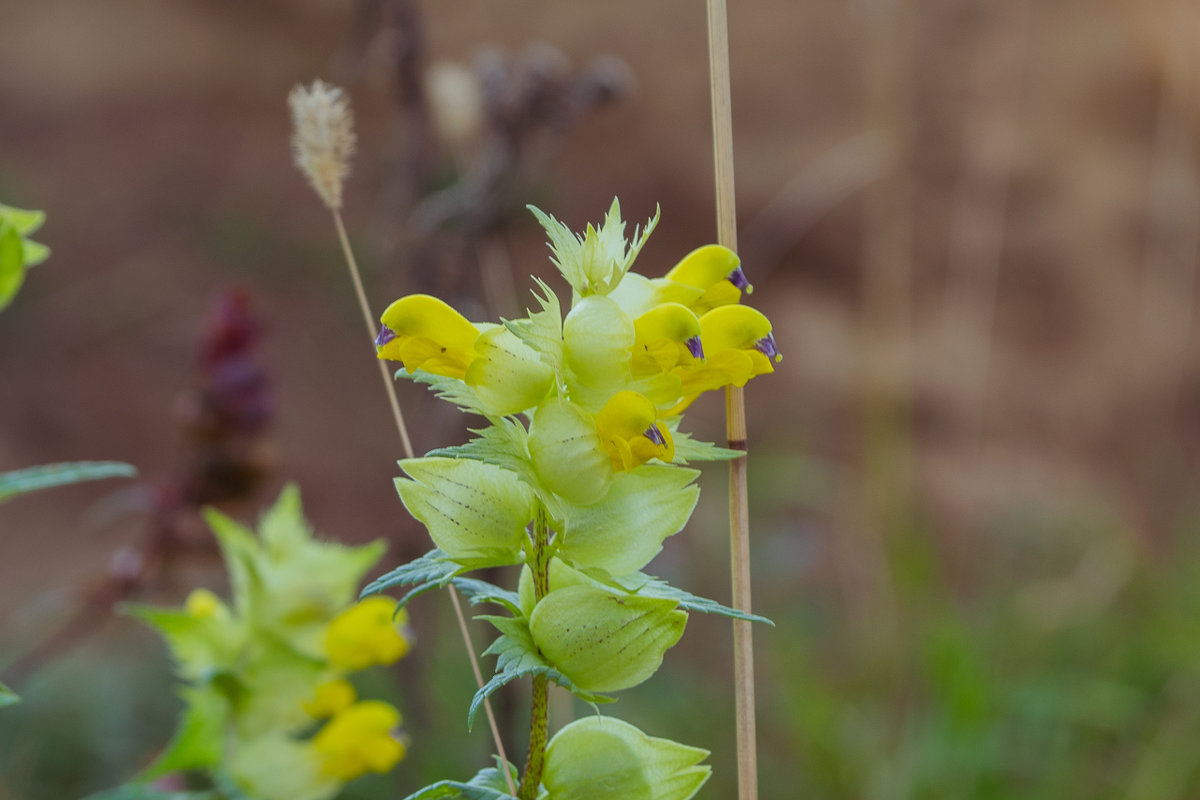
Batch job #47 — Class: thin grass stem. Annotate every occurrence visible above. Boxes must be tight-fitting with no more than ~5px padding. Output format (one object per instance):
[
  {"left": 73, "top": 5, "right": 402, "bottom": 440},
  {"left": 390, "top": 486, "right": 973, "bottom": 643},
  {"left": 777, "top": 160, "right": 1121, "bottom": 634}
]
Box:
[
  {"left": 330, "top": 208, "right": 517, "bottom": 797},
  {"left": 705, "top": 1, "right": 758, "bottom": 798}
]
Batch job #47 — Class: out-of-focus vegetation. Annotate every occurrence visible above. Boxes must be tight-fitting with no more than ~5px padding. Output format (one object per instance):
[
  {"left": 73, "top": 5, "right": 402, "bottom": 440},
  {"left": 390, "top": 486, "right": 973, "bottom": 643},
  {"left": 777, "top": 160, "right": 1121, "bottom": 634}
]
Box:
[{"left": 4, "top": 0, "right": 1200, "bottom": 798}]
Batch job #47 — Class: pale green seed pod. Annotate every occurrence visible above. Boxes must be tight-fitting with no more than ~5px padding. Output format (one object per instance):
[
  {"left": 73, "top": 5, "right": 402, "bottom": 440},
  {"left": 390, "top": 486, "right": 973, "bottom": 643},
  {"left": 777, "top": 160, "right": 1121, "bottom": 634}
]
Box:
[
  {"left": 563, "top": 294, "right": 634, "bottom": 389},
  {"left": 528, "top": 400, "right": 613, "bottom": 506},
  {"left": 395, "top": 458, "right": 533, "bottom": 564},
  {"left": 529, "top": 584, "right": 686, "bottom": 693},
  {"left": 543, "top": 716, "right": 710, "bottom": 800}
]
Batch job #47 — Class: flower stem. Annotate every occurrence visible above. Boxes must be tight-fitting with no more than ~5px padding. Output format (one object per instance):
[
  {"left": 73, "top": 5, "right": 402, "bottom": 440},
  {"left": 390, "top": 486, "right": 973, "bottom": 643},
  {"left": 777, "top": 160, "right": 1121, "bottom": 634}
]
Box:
[
  {"left": 518, "top": 503, "right": 552, "bottom": 800},
  {"left": 704, "top": 2, "right": 760, "bottom": 798}
]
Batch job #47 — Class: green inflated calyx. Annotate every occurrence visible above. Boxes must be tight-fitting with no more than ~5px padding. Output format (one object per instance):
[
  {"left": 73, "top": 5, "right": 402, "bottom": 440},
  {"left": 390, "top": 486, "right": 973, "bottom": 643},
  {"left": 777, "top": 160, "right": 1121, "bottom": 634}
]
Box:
[
  {"left": 396, "top": 457, "right": 534, "bottom": 564},
  {"left": 543, "top": 716, "right": 710, "bottom": 800},
  {"left": 529, "top": 584, "right": 686, "bottom": 693}
]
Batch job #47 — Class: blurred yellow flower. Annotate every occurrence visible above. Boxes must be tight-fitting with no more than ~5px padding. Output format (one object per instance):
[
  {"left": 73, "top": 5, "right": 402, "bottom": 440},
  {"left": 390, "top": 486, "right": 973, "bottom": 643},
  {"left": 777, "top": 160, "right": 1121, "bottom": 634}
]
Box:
[
  {"left": 312, "top": 700, "right": 406, "bottom": 780},
  {"left": 304, "top": 678, "right": 357, "bottom": 719},
  {"left": 324, "top": 596, "right": 412, "bottom": 671}
]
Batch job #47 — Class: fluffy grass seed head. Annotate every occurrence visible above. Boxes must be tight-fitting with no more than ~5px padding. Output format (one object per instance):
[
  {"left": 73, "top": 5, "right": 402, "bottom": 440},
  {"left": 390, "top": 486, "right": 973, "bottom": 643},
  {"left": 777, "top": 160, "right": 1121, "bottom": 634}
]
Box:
[{"left": 288, "top": 79, "right": 355, "bottom": 211}]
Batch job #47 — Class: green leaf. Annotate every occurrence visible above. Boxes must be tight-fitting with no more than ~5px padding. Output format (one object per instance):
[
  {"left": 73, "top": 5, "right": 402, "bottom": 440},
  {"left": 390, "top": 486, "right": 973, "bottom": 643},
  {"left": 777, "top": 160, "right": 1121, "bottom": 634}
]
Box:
[
  {"left": 21, "top": 238, "right": 50, "bottom": 268},
  {"left": 0, "top": 461, "right": 137, "bottom": 503},
  {"left": 139, "top": 686, "right": 227, "bottom": 779},
  {"left": 409, "top": 371, "right": 488, "bottom": 416},
  {"left": 503, "top": 277, "right": 563, "bottom": 377},
  {"left": 669, "top": 429, "right": 744, "bottom": 463},
  {"left": 559, "top": 465, "right": 700, "bottom": 575},
  {"left": 402, "top": 762, "right": 522, "bottom": 800},
  {"left": 0, "top": 224, "right": 25, "bottom": 311},
  {"left": 360, "top": 548, "right": 469, "bottom": 605},
  {"left": 426, "top": 417, "right": 539, "bottom": 490},
  {"left": 618, "top": 573, "right": 774, "bottom": 625},
  {"left": 0, "top": 680, "right": 19, "bottom": 708},
  {"left": 470, "top": 615, "right": 613, "bottom": 729},
  {"left": 396, "top": 458, "right": 534, "bottom": 564},
  {"left": 452, "top": 577, "right": 522, "bottom": 615},
  {"left": 0, "top": 203, "right": 46, "bottom": 236}
]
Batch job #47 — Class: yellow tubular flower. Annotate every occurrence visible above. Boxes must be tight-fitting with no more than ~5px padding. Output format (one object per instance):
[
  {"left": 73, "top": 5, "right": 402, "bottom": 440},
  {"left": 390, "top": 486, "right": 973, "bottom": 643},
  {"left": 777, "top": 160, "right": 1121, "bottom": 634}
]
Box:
[
  {"left": 662, "top": 245, "right": 751, "bottom": 314},
  {"left": 668, "top": 305, "right": 781, "bottom": 413},
  {"left": 631, "top": 303, "right": 704, "bottom": 377},
  {"left": 312, "top": 700, "right": 406, "bottom": 780},
  {"left": 375, "top": 294, "right": 480, "bottom": 379},
  {"left": 595, "top": 391, "right": 674, "bottom": 472},
  {"left": 324, "top": 597, "right": 412, "bottom": 672}
]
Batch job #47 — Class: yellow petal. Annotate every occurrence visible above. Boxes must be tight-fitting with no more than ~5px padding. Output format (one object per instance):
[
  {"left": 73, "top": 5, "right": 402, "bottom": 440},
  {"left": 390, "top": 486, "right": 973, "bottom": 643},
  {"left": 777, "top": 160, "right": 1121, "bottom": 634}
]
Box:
[
  {"left": 632, "top": 303, "right": 703, "bottom": 377},
  {"left": 663, "top": 245, "right": 750, "bottom": 313},
  {"left": 595, "top": 391, "right": 674, "bottom": 472},
  {"left": 376, "top": 294, "right": 480, "bottom": 379}
]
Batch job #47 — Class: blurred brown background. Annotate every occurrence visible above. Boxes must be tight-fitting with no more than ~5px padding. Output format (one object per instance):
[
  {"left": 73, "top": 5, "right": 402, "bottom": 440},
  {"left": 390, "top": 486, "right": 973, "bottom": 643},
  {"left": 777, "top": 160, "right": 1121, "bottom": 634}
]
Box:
[{"left": 4, "top": 0, "right": 1200, "bottom": 798}]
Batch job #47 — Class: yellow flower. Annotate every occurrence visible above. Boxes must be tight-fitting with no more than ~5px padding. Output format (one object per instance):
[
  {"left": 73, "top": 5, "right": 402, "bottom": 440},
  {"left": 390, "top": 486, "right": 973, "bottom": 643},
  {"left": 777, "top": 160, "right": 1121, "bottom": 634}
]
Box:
[
  {"left": 661, "top": 244, "right": 751, "bottom": 314},
  {"left": 631, "top": 303, "right": 704, "bottom": 378},
  {"left": 304, "top": 678, "right": 357, "bottom": 718},
  {"left": 312, "top": 700, "right": 406, "bottom": 780},
  {"left": 377, "top": 294, "right": 553, "bottom": 415},
  {"left": 375, "top": 294, "right": 480, "bottom": 380},
  {"left": 666, "top": 305, "right": 781, "bottom": 414},
  {"left": 595, "top": 391, "right": 674, "bottom": 472},
  {"left": 324, "top": 597, "right": 412, "bottom": 672}
]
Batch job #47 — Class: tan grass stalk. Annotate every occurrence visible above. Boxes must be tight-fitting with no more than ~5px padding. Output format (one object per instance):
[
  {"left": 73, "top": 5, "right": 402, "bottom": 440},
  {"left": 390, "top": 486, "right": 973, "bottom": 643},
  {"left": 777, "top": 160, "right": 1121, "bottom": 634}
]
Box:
[
  {"left": 704, "top": 3, "right": 758, "bottom": 798},
  {"left": 289, "top": 80, "right": 516, "bottom": 796}
]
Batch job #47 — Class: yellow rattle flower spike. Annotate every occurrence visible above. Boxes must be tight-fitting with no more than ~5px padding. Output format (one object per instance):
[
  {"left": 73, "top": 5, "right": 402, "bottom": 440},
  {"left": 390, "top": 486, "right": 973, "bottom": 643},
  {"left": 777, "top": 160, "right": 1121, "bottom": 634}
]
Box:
[
  {"left": 375, "top": 294, "right": 480, "bottom": 380},
  {"left": 595, "top": 390, "right": 675, "bottom": 472}
]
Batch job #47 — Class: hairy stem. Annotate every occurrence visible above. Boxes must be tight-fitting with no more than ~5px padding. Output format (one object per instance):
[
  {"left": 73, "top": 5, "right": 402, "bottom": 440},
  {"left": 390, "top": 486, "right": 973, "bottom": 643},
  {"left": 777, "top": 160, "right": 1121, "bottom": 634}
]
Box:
[{"left": 518, "top": 503, "right": 552, "bottom": 799}]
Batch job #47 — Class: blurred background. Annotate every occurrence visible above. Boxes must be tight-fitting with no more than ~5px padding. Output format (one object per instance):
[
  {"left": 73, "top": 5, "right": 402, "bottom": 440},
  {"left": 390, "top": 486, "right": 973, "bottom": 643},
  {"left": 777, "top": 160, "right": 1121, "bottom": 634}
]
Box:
[{"left": 4, "top": 0, "right": 1200, "bottom": 797}]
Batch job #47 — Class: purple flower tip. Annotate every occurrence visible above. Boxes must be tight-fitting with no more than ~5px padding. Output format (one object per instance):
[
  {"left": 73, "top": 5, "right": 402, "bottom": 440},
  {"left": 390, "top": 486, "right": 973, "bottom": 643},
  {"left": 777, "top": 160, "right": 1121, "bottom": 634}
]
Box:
[
  {"left": 754, "top": 332, "right": 780, "bottom": 360},
  {"left": 727, "top": 265, "right": 752, "bottom": 292},
  {"left": 685, "top": 335, "right": 705, "bottom": 361},
  {"left": 374, "top": 325, "right": 397, "bottom": 347},
  {"left": 643, "top": 425, "right": 666, "bottom": 447}
]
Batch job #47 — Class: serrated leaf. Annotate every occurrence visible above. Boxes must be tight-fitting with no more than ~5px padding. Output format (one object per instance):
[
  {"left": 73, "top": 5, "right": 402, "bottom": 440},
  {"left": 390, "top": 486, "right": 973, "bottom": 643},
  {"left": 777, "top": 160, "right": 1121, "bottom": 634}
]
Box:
[
  {"left": 451, "top": 577, "right": 522, "bottom": 615},
  {"left": 21, "top": 239, "right": 49, "bottom": 268},
  {"left": 409, "top": 371, "right": 488, "bottom": 416},
  {"left": 0, "top": 461, "right": 137, "bottom": 503},
  {"left": 503, "top": 277, "right": 563, "bottom": 377},
  {"left": 620, "top": 573, "right": 774, "bottom": 625},
  {"left": 669, "top": 429, "right": 744, "bottom": 464},
  {"left": 426, "top": 417, "right": 539, "bottom": 489},
  {"left": 0, "top": 680, "right": 19, "bottom": 708},
  {"left": 469, "top": 615, "right": 613, "bottom": 729},
  {"left": 558, "top": 465, "right": 699, "bottom": 575},
  {"left": 360, "top": 548, "right": 469, "bottom": 604}
]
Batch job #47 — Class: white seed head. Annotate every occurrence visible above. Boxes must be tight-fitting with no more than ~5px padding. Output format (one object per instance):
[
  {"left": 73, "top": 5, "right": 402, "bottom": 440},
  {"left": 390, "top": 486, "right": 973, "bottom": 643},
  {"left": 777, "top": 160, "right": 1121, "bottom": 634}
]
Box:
[{"left": 288, "top": 79, "right": 356, "bottom": 211}]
